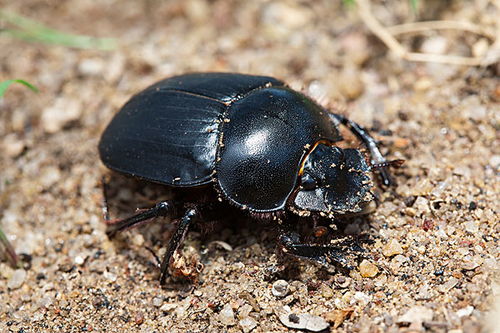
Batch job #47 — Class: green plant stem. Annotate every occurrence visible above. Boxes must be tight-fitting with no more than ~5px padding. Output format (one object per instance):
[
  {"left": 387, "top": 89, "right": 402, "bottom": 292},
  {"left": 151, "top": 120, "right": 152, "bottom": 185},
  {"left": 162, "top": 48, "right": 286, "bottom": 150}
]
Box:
[{"left": 0, "top": 79, "right": 39, "bottom": 97}]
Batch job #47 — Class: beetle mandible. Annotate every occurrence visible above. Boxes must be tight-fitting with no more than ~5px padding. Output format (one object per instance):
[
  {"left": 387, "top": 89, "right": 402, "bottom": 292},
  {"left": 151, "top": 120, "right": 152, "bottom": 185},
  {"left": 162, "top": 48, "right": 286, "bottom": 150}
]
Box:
[{"left": 99, "top": 73, "right": 402, "bottom": 285}]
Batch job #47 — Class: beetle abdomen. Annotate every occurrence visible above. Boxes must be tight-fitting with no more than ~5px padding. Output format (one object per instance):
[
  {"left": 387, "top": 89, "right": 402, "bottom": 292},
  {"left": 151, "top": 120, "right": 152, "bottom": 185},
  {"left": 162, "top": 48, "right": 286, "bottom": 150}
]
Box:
[{"left": 216, "top": 87, "right": 341, "bottom": 212}]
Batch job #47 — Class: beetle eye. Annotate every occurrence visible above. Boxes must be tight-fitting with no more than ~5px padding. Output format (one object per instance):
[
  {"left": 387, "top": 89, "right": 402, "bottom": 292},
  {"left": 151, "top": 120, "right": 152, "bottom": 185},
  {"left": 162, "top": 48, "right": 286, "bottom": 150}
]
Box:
[{"left": 301, "top": 173, "right": 317, "bottom": 190}]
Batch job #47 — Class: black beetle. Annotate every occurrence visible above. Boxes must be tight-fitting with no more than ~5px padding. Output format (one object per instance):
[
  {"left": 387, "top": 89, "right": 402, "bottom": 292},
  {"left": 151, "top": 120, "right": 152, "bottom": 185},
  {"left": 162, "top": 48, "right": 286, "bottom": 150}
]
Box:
[{"left": 99, "top": 73, "right": 402, "bottom": 284}]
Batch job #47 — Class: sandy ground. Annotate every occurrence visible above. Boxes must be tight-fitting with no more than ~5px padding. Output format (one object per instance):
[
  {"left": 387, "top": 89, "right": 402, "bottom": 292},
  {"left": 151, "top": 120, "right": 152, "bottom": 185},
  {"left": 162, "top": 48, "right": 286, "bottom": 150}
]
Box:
[{"left": 1, "top": 1, "right": 499, "bottom": 332}]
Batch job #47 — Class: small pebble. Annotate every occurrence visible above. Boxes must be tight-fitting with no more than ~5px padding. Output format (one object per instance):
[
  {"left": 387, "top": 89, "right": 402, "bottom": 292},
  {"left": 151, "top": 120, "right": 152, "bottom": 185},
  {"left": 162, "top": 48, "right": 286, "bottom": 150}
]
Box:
[
  {"left": 337, "top": 66, "right": 364, "bottom": 100},
  {"left": 353, "top": 292, "right": 371, "bottom": 305},
  {"left": 74, "top": 255, "right": 85, "bottom": 266},
  {"left": 456, "top": 306, "right": 474, "bottom": 318},
  {"left": 414, "top": 78, "right": 432, "bottom": 91},
  {"left": 7, "top": 269, "right": 26, "bottom": 289},
  {"left": 439, "top": 277, "right": 459, "bottom": 293},
  {"left": 152, "top": 297, "right": 163, "bottom": 307},
  {"left": 272, "top": 280, "right": 289, "bottom": 297},
  {"left": 238, "top": 304, "right": 253, "bottom": 319},
  {"left": 103, "top": 271, "right": 117, "bottom": 282},
  {"left": 40, "top": 166, "right": 62, "bottom": 189},
  {"left": 461, "top": 255, "right": 482, "bottom": 271},
  {"left": 78, "top": 58, "right": 105, "bottom": 76},
  {"left": 489, "top": 155, "right": 500, "bottom": 168},
  {"left": 416, "top": 283, "right": 432, "bottom": 300},
  {"left": 41, "top": 98, "right": 82, "bottom": 134},
  {"left": 472, "top": 38, "right": 489, "bottom": 57},
  {"left": 239, "top": 317, "right": 257, "bottom": 333},
  {"left": 276, "top": 306, "right": 329, "bottom": 332},
  {"left": 420, "top": 36, "right": 448, "bottom": 55},
  {"left": 2, "top": 134, "right": 25, "bottom": 157},
  {"left": 160, "top": 303, "right": 177, "bottom": 312},
  {"left": 319, "top": 283, "right": 333, "bottom": 298},
  {"left": 219, "top": 303, "right": 236, "bottom": 326},
  {"left": 0, "top": 263, "right": 14, "bottom": 279},
  {"left": 464, "top": 221, "right": 479, "bottom": 233},
  {"left": 397, "top": 305, "right": 433, "bottom": 327},
  {"left": 38, "top": 296, "right": 54, "bottom": 308},
  {"left": 135, "top": 313, "right": 144, "bottom": 325},
  {"left": 324, "top": 308, "right": 354, "bottom": 329},
  {"left": 359, "top": 260, "right": 378, "bottom": 278},
  {"left": 335, "top": 276, "right": 350, "bottom": 288},
  {"left": 132, "top": 234, "right": 145, "bottom": 247},
  {"left": 382, "top": 239, "right": 403, "bottom": 257}
]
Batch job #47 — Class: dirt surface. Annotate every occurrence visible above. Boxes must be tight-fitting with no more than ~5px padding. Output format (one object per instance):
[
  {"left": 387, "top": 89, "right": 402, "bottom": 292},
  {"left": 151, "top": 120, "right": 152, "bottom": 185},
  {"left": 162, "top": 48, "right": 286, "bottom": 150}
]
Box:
[{"left": 1, "top": 1, "right": 499, "bottom": 332}]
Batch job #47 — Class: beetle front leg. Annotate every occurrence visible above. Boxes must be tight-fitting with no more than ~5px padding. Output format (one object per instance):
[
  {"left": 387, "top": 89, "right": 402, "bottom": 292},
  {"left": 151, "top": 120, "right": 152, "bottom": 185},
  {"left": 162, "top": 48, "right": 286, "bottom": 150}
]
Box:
[
  {"left": 330, "top": 113, "right": 394, "bottom": 186},
  {"left": 278, "top": 231, "right": 366, "bottom": 270}
]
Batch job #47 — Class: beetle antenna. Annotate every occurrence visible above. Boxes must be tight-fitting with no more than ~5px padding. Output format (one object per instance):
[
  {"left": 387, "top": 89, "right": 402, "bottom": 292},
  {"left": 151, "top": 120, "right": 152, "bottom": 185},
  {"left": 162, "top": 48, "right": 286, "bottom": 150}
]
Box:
[{"left": 370, "top": 159, "right": 404, "bottom": 170}]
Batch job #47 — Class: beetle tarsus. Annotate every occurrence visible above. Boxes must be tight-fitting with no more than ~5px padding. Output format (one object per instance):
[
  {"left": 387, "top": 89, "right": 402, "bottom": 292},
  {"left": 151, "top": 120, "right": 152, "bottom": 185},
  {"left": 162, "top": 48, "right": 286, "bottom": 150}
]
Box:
[{"left": 159, "top": 208, "right": 198, "bottom": 285}]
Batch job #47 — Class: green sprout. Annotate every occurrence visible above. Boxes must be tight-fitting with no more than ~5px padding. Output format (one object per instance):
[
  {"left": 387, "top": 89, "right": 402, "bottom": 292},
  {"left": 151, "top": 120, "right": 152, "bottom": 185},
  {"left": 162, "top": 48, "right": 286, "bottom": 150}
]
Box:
[
  {"left": 0, "top": 79, "right": 39, "bottom": 98},
  {"left": 409, "top": 0, "right": 419, "bottom": 13},
  {"left": 0, "top": 10, "right": 116, "bottom": 50},
  {"left": 342, "top": 0, "right": 356, "bottom": 7}
]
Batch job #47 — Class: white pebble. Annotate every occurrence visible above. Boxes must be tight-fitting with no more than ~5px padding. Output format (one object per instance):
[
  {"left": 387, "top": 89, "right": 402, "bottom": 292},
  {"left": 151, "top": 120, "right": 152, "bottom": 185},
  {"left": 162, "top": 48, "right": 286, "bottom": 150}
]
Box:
[
  {"left": 272, "top": 280, "right": 289, "bottom": 297},
  {"left": 41, "top": 98, "right": 82, "bottom": 134},
  {"left": 464, "top": 221, "right": 479, "bottom": 233},
  {"left": 38, "top": 296, "right": 54, "bottom": 308},
  {"left": 219, "top": 303, "right": 236, "bottom": 326},
  {"left": 7, "top": 269, "right": 26, "bottom": 289},
  {"left": 239, "top": 317, "right": 257, "bottom": 333},
  {"left": 397, "top": 305, "right": 433, "bottom": 325},
  {"left": 456, "top": 305, "right": 474, "bottom": 318},
  {"left": 420, "top": 36, "right": 448, "bottom": 54},
  {"left": 103, "top": 271, "right": 117, "bottom": 282},
  {"left": 152, "top": 297, "right": 163, "bottom": 307},
  {"left": 74, "top": 255, "right": 85, "bottom": 266},
  {"left": 277, "top": 306, "right": 329, "bottom": 332}
]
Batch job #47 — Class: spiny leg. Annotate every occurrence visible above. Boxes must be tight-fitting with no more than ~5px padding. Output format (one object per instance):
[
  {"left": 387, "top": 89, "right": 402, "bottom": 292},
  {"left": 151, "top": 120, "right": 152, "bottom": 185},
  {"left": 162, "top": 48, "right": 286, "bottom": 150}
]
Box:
[
  {"left": 278, "top": 231, "right": 367, "bottom": 270},
  {"left": 160, "top": 208, "right": 198, "bottom": 285},
  {"left": 105, "top": 201, "right": 175, "bottom": 238},
  {"left": 330, "top": 113, "right": 394, "bottom": 186}
]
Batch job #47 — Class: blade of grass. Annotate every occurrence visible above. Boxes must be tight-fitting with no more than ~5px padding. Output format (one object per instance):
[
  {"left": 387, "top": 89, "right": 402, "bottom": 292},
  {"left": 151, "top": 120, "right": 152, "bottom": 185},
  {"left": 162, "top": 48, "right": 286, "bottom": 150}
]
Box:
[
  {"left": 343, "top": 0, "right": 356, "bottom": 7},
  {"left": 0, "top": 79, "right": 39, "bottom": 97},
  {"left": 0, "top": 227, "right": 19, "bottom": 268},
  {"left": 409, "top": 0, "right": 419, "bottom": 13},
  {"left": 0, "top": 10, "right": 116, "bottom": 50}
]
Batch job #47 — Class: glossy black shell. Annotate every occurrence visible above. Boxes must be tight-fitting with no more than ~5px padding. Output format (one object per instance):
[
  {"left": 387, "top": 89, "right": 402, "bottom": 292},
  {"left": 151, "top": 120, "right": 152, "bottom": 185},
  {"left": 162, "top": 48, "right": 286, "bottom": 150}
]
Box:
[{"left": 99, "top": 73, "right": 341, "bottom": 212}]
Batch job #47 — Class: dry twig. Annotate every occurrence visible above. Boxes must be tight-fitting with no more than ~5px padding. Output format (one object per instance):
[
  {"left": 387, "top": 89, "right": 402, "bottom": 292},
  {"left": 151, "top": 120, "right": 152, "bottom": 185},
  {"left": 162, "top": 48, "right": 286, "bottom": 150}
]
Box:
[{"left": 356, "top": 0, "right": 500, "bottom": 66}]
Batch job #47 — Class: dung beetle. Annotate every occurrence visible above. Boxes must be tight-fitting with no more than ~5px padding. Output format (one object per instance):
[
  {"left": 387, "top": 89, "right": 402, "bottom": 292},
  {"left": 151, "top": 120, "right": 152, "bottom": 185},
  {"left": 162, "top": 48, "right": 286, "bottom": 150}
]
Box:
[{"left": 99, "top": 73, "right": 402, "bottom": 285}]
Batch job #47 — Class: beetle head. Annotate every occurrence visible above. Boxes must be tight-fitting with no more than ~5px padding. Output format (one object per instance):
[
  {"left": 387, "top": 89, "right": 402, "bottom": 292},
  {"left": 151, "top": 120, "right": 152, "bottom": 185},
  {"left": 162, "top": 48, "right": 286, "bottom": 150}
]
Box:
[{"left": 293, "top": 144, "right": 374, "bottom": 216}]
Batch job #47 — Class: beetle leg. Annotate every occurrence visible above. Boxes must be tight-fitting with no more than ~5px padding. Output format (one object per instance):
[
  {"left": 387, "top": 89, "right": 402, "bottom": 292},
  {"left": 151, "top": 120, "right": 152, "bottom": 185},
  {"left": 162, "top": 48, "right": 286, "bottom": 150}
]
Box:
[
  {"left": 105, "top": 201, "right": 175, "bottom": 238},
  {"left": 329, "top": 113, "right": 394, "bottom": 186},
  {"left": 278, "top": 231, "right": 366, "bottom": 270},
  {"left": 159, "top": 208, "right": 198, "bottom": 285}
]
